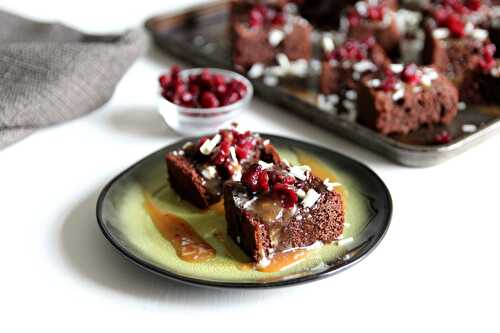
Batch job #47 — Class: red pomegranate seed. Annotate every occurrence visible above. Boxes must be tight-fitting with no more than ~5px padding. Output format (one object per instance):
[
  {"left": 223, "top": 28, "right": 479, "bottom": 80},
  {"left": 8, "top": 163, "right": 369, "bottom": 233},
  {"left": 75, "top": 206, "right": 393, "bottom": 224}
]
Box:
[
  {"left": 234, "top": 146, "right": 248, "bottom": 160},
  {"left": 283, "top": 176, "right": 296, "bottom": 185},
  {"left": 434, "top": 131, "right": 451, "bottom": 144},
  {"left": 188, "top": 83, "right": 200, "bottom": 97},
  {"left": 159, "top": 74, "right": 171, "bottom": 88},
  {"left": 479, "top": 58, "right": 495, "bottom": 71},
  {"left": 170, "top": 65, "right": 181, "bottom": 79},
  {"left": 212, "top": 141, "right": 230, "bottom": 165},
  {"left": 402, "top": 64, "right": 421, "bottom": 85},
  {"left": 465, "top": 0, "right": 481, "bottom": 11},
  {"left": 367, "top": 6, "right": 383, "bottom": 21},
  {"left": 222, "top": 91, "right": 240, "bottom": 106},
  {"left": 446, "top": 14, "right": 465, "bottom": 38},
  {"left": 228, "top": 80, "right": 247, "bottom": 97},
  {"left": 255, "top": 4, "right": 268, "bottom": 17},
  {"left": 347, "top": 8, "right": 360, "bottom": 27},
  {"left": 179, "top": 92, "right": 194, "bottom": 106},
  {"left": 258, "top": 171, "right": 270, "bottom": 192},
  {"left": 483, "top": 43, "right": 496, "bottom": 61},
  {"left": 381, "top": 76, "right": 398, "bottom": 91},
  {"left": 433, "top": 7, "right": 449, "bottom": 25},
  {"left": 212, "top": 74, "right": 226, "bottom": 87},
  {"left": 249, "top": 8, "right": 264, "bottom": 28},
  {"left": 272, "top": 12, "right": 286, "bottom": 26},
  {"left": 272, "top": 183, "right": 298, "bottom": 208},
  {"left": 242, "top": 164, "right": 263, "bottom": 192},
  {"left": 200, "top": 92, "right": 220, "bottom": 108}
]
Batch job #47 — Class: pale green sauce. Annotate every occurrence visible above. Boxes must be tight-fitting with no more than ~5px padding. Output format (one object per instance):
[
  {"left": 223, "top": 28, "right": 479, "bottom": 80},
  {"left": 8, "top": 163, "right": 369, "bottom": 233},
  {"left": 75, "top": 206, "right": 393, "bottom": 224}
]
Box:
[{"left": 116, "top": 148, "right": 371, "bottom": 283}]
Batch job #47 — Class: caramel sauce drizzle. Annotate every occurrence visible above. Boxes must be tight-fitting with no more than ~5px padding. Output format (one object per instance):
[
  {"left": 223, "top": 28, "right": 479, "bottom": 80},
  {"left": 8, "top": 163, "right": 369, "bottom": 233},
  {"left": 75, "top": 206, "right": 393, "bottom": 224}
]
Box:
[
  {"left": 215, "top": 231, "right": 309, "bottom": 273},
  {"left": 240, "top": 250, "right": 309, "bottom": 273},
  {"left": 208, "top": 200, "right": 225, "bottom": 215},
  {"left": 143, "top": 193, "right": 216, "bottom": 263}
]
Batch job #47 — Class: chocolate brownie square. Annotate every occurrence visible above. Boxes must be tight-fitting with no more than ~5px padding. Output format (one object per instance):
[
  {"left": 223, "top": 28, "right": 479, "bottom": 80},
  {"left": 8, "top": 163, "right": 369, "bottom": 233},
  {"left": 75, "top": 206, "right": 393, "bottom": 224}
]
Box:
[
  {"left": 319, "top": 37, "right": 390, "bottom": 95},
  {"left": 357, "top": 64, "right": 459, "bottom": 135},
  {"left": 342, "top": 0, "right": 401, "bottom": 58},
  {"left": 460, "top": 58, "right": 500, "bottom": 104},
  {"left": 166, "top": 127, "right": 281, "bottom": 209},
  {"left": 297, "top": 0, "right": 398, "bottom": 30},
  {"left": 422, "top": 19, "right": 491, "bottom": 88},
  {"left": 230, "top": 0, "right": 312, "bottom": 72},
  {"left": 224, "top": 160, "right": 344, "bottom": 264}
]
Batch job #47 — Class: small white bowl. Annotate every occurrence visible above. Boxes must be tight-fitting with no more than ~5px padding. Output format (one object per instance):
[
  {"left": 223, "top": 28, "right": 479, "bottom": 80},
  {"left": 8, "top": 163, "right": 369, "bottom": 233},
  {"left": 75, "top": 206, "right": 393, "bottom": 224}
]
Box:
[{"left": 158, "top": 68, "right": 253, "bottom": 135}]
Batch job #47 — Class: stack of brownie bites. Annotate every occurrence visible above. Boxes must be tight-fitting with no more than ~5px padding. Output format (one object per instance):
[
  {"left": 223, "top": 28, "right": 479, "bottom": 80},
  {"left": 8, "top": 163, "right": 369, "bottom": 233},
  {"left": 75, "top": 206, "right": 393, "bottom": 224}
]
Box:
[
  {"left": 166, "top": 125, "right": 345, "bottom": 266},
  {"left": 229, "top": 0, "right": 500, "bottom": 137}
]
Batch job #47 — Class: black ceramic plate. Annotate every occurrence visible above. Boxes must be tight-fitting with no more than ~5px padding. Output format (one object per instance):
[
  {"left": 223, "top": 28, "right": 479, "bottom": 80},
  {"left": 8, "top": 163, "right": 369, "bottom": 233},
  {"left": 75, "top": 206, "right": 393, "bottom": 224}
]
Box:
[
  {"left": 96, "top": 135, "right": 392, "bottom": 289},
  {"left": 145, "top": 1, "right": 500, "bottom": 167}
]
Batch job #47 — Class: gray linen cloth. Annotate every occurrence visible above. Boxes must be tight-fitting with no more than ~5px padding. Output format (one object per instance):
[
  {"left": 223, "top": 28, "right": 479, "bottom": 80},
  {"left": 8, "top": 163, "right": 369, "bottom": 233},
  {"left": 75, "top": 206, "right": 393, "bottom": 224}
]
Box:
[{"left": 0, "top": 10, "right": 148, "bottom": 149}]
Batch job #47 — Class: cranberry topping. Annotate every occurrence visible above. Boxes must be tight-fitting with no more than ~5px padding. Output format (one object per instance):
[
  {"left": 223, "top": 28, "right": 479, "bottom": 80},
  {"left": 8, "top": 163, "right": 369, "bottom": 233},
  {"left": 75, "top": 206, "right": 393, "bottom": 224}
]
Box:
[
  {"left": 258, "top": 171, "right": 270, "bottom": 192},
  {"left": 446, "top": 13, "right": 465, "bottom": 38},
  {"left": 242, "top": 164, "right": 265, "bottom": 193},
  {"left": 159, "top": 66, "right": 247, "bottom": 108},
  {"left": 241, "top": 162, "right": 299, "bottom": 208},
  {"left": 401, "top": 64, "right": 421, "bottom": 85},
  {"left": 248, "top": 4, "right": 285, "bottom": 29},
  {"left": 327, "top": 39, "right": 372, "bottom": 62},
  {"left": 212, "top": 140, "right": 231, "bottom": 166},
  {"left": 434, "top": 131, "right": 452, "bottom": 144},
  {"left": 271, "top": 12, "right": 286, "bottom": 26},
  {"left": 479, "top": 43, "right": 496, "bottom": 71},
  {"left": 346, "top": 1, "right": 386, "bottom": 27},
  {"left": 268, "top": 170, "right": 295, "bottom": 186},
  {"left": 346, "top": 8, "right": 361, "bottom": 27},
  {"left": 200, "top": 92, "right": 220, "bottom": 108},
  {"left": 381, "top": 75, "right": 398, "bottom": 92},
  {"left": 465, "top": 0, "right": 481, "bottom": 10},
  {"left": 367, "top": 5, "right": 385, "bottom": 21},
  {"left": 249, "top": 7, "right": 264, "bottom": 28},
  {"left": 272, "top": 183, "right": 298, "bottom": 209},
  {"left": 443, "top": 0, "right": 467, "bottom": 14},
  {"left": 433, "top": 7, "right": 450, "bottom": 26},
  {"left": 432, "top": 1, "right": 481, "bottom": 38}
]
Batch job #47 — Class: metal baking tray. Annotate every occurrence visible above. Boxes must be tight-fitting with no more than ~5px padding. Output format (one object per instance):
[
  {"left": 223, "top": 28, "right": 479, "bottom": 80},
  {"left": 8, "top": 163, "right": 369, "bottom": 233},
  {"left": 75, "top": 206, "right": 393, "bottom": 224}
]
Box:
[{"left": 145, "top": 1, "right": 500, "bottom": 167}]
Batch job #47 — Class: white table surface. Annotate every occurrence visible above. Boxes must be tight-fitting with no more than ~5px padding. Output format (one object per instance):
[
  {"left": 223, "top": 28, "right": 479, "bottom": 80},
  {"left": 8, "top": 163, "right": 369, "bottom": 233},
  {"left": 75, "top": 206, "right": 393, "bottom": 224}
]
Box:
[{"left": 1, "top": 1, "right": 499, "bottom": 331}]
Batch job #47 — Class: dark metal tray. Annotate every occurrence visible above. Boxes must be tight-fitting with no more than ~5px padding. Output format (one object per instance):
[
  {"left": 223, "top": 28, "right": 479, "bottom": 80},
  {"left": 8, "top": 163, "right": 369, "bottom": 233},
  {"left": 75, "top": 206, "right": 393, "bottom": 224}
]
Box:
[{"left": 145, "top": 1, "right": 500, "bottom": 167}]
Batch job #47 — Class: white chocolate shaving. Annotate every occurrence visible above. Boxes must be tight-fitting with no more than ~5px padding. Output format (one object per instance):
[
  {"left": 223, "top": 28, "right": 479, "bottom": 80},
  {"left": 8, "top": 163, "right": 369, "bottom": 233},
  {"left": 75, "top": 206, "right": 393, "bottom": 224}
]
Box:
[
  {"left": 289, "top": 165, "right": 311, "bottom": 180},
  {"left": 268, "top": 29, "right": 285, "bottom": 46},
  {"left": 201, "top": 166, "right": 217, "bottom": 180},
  {"left": 302, "top": 189, "right": 320, "bottom": 208},
  {"left": 257, "top": 160, "right": 274, "bottom": 170},
  {"left": 248, "top": 63, "right": 265, "bottom": 78},
  {"left": 199, "top": 134, "right": 221, "bottom": 155}
]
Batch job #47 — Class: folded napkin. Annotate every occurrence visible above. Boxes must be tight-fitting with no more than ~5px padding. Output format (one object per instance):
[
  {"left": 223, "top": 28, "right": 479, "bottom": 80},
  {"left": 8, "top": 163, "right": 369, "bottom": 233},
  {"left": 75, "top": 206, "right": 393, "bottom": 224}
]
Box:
[{"left": 0, "top": 10, "right": 148, "bottom": 149}]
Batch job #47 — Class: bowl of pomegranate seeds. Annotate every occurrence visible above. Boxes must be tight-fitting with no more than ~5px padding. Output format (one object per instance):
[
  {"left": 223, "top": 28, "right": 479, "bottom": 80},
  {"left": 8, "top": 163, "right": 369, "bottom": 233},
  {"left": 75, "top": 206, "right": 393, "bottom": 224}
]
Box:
[{"left": 158, "top": 66, "right": 253, "bottom": 134}]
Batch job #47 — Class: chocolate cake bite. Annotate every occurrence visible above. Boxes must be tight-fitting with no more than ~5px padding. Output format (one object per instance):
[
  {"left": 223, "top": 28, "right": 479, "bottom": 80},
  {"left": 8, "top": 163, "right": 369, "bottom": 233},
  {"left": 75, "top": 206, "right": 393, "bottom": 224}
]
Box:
[
  {"left": 460, "top": 53, "right": 500, "bottom": 104},
  {"left": 297, "top": 0, "right": 398, "bottom": 30},
  {"left": 342, "top": 0, "right": 401, "bottom": 58},
  {"left": 165, "top": 126, "right": 281, "bottom": 209},
  {"left": 357, "top": 63, "right": 459, "bottom": 134},
  {"left": 421, "top": 1, "right": 494, "bottom": 89},
  {"left": 319, "top": 37, "right": 390, "bottom": 95},
  {"left": 230, "top": 0, "right": 312, "bottom": 73},
  {"left": 224, "top": 160, "right": 345, "bottom": 265}
]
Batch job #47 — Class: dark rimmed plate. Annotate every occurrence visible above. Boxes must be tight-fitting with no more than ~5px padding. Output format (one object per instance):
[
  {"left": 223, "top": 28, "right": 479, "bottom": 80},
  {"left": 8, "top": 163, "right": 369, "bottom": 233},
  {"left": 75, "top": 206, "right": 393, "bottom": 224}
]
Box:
[
  {"left": 96, "top": 134, "right": 392, "bottom": 289},
  {"left": 145, "top": 1, "right": 500, "bottom": 167}
]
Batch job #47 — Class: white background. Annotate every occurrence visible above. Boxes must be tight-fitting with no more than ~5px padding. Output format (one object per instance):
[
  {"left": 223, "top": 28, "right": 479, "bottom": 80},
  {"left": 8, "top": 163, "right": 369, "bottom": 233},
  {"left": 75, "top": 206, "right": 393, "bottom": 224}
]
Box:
[{"left": 0, "top": 1, "right": 499, "bottom": 332}]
